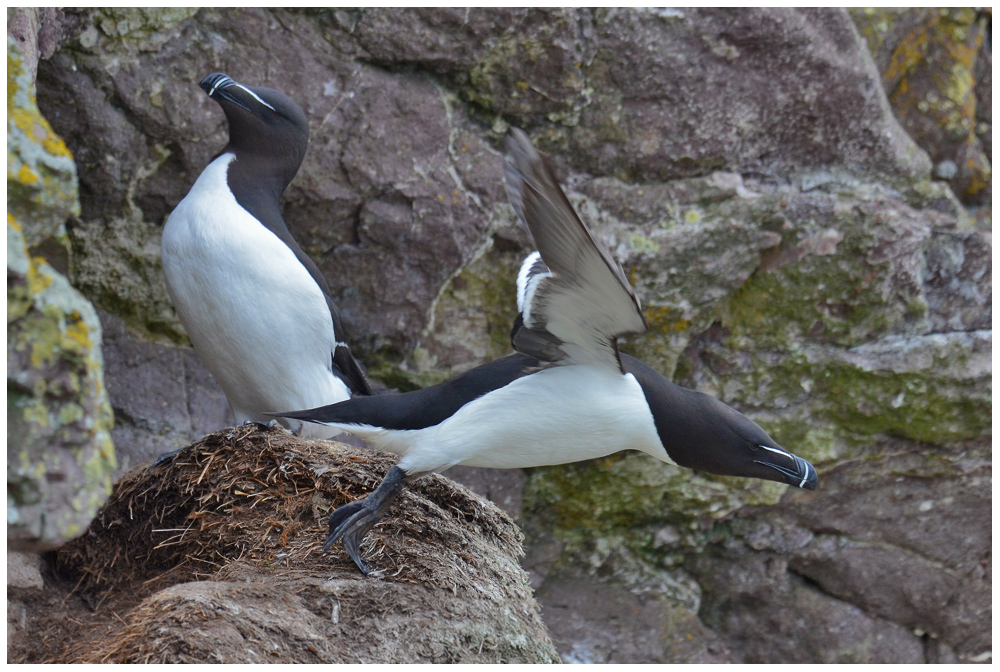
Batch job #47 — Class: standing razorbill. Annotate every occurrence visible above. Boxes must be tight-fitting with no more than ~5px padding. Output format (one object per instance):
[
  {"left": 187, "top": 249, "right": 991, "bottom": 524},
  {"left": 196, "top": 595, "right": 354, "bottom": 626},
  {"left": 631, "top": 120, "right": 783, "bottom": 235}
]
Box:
[
  {"left": 279, "top": 129, "right": 817, "bottom": 574},
  {"left": 161, "top": 73, "right": 372, "bottom": 439}
]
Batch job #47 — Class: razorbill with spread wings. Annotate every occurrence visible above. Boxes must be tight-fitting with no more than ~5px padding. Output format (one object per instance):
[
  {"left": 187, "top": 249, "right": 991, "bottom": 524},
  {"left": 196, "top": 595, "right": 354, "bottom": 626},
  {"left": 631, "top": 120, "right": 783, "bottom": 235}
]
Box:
[
  {"left": 279, "top": 129, "right": 817, "bottom": 573},
  {"left": 161, "top": 73, "right": 372, "bottom": 439}
]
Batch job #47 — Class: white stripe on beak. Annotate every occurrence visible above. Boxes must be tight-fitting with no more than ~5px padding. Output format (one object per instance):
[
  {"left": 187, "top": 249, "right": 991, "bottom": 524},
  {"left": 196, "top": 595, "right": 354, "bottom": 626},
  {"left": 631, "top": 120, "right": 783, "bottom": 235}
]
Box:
[{"left": 209, "top": 76, "right": 230, "bottom": 97}]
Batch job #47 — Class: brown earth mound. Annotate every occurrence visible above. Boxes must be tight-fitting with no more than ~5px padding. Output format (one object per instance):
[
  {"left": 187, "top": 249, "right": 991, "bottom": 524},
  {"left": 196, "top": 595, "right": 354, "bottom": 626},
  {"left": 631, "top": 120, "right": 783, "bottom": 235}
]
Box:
[{"left": 22, "top": 425, "right": 558, "bottom": 663}]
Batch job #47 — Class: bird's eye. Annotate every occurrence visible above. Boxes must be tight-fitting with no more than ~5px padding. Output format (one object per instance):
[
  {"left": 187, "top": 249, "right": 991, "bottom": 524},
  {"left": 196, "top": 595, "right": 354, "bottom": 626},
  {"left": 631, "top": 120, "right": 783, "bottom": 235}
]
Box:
[{"left": 750, "top": 444, "right": 760, "bottom": 451}]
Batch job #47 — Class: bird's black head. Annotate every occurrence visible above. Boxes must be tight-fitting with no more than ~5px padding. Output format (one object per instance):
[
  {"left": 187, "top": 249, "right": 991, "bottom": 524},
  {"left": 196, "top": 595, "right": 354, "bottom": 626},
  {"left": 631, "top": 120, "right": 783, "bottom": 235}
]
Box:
[
  {"left": 622, "top": 354, "right": 817, "bottom": 490},
  {"left": 676, "top": 392, "right": 818, "bottom": 490},
  {"left": 200, "top": 73, "right": 309, "bottom": 189}
]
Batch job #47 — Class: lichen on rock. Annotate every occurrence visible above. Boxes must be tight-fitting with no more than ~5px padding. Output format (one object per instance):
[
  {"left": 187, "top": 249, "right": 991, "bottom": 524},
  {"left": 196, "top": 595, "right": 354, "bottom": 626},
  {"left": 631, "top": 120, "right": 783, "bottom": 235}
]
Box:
[
  {"left": 7, "top": 35, "right": 116, "bottom": 550},
  {"left": 851, "top": 8, "right": 992, "bottom": 206},
  {"left": 81, "top": 7, "right": 200, "bottom": 53},
  {"left": 6, "top": 35, "right": 77, "bottom": 248}
]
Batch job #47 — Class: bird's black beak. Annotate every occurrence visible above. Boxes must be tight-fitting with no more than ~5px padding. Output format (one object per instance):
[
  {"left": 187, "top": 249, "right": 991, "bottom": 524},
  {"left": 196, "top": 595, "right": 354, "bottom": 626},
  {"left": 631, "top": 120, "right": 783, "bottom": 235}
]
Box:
[
  {"left": 754, "top": 445, "right": 818, "bottom": 490},
  {"left": 200, "top": 73, "right": 253, "bottom": 113}
]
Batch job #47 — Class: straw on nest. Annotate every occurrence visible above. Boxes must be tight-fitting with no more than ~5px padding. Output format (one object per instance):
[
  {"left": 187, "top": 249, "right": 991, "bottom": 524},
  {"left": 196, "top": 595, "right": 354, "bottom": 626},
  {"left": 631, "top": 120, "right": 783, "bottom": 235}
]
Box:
[{"left": 49, "top": 425, "right": 558, "bottom": 663}]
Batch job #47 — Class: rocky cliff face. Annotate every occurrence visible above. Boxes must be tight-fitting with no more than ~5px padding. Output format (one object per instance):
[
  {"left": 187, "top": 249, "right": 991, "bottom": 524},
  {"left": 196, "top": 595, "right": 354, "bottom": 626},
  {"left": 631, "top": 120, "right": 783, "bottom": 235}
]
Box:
[
  {"left": 851, "top": 8, "right": 992, "bottom": 208},
  {"left": 9, "top": 7, "right": 991, "bottom": 663},
  {"left": 7, "top": 33, "right": 116, "bottom": 551}
]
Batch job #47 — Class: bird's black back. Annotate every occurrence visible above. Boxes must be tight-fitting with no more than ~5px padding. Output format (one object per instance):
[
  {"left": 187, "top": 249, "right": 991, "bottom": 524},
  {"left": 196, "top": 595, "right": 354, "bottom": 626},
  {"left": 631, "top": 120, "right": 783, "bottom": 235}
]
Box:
[{"left": 281, "top": 353, "right": 544, "bottom": 430}]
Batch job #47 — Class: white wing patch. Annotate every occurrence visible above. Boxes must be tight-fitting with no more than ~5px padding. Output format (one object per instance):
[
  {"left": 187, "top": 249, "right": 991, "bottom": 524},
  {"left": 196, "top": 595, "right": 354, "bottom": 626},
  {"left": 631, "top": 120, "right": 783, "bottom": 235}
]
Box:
[{"left": 516, "top": 251, "right": 552, "bottom": 326}]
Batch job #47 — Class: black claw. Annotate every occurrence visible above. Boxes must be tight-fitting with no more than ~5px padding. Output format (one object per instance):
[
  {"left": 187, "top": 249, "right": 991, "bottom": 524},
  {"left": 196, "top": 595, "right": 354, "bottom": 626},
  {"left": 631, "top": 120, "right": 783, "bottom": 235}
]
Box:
[
  {"left": 341, "top": 525, "right": 370, "bottom": 575},
  {"left": 336, "top": 505, "right": 392, "bottom": 574},
  {"left": 322, "top": 466, "right": 410, "bottom": 575},
  {"left": 323, "top": 504, "right": 380, "bottom": 574},
  {"left": 324, "top": 500, "right": 365, "bottom": 550}
]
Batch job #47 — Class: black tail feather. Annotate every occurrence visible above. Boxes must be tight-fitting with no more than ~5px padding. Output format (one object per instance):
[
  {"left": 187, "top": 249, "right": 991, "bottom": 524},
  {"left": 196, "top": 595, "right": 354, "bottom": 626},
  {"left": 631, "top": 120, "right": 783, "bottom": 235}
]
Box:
[{"left": 333, "top": 344, "right": 374, "bottom": 396}]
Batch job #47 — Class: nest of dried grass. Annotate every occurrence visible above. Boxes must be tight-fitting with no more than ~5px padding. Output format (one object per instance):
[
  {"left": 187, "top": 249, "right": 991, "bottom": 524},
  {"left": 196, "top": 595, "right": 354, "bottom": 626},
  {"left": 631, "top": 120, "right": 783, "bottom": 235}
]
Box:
[
  {"left": 57, "top": 424, "right": 523, "bottom": 593},
  {"left": 46, "top": 425, "right": 557, "bottom": 663}
]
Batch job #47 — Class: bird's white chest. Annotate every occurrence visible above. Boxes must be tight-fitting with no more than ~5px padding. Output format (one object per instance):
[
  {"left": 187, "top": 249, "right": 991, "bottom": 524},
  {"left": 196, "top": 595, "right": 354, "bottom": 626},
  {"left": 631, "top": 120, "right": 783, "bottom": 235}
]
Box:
[
  {"left": 161, "top": 154, "right": 347, "bottom": 421},
  {"left": 372, "top": 365, "right": 669, "bottom": 473}
]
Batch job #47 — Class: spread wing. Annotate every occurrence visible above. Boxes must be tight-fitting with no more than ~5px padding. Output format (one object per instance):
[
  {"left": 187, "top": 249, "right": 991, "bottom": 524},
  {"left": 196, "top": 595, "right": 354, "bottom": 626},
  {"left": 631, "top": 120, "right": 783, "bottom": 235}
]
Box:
[{"left": 504, "top": 128, "right": 647, "bottom": 369}]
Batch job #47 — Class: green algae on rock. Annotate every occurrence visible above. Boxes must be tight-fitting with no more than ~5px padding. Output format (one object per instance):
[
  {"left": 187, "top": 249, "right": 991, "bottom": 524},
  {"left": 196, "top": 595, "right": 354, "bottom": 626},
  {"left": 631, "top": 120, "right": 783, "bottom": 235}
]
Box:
[
  {"left": 525, "top": 453, "right": 787, "bottom": 539},
  {"left": 65, "top": 211, "right": 185, "bottom": 344}
]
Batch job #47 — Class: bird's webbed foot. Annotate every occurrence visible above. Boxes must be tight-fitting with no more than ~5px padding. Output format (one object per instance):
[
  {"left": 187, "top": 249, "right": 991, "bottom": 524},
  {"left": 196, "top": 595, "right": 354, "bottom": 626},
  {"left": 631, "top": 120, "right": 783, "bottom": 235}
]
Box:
[{"left": 324, "top": 465, "right": 410, "bottom": 575}]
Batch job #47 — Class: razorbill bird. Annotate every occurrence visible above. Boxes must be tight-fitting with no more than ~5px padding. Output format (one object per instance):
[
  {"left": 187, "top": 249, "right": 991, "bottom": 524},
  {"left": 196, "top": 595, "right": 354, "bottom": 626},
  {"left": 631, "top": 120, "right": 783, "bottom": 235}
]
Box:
[
  {"left": 278, "top": 129, "right": 817, "bottom": 574},
  {"left": 161, "top": 73, "right": 372, "bottom": 440}
]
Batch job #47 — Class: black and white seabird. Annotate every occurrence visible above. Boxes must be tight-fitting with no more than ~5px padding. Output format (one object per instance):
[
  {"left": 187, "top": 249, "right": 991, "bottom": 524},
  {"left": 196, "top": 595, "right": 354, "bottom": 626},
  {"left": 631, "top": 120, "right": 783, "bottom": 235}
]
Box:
[
  {"left": 278, "top": 129, "right": 817, "bottom": 574},
  {"left": 161, "top": 73, "right": 372, "bottom": 439}
]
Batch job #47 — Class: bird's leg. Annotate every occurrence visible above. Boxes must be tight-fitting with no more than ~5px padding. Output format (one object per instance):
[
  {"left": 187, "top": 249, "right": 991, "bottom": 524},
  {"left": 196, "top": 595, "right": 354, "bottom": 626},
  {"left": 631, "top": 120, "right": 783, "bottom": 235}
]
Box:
[{"left": 324, "top": 465, "right": 411, "bottom": 575}]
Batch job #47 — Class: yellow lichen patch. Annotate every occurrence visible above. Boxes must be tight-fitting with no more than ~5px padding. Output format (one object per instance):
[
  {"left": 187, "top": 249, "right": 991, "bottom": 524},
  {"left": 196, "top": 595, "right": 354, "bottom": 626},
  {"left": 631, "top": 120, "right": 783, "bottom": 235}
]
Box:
[
  {"left": 38, "top": 122, "right": 74, "bottom": 159},
  {"left": 8, "top": 37, "right": 79, "bottom": 224},
  {"left": 7, "top": 294, "right": 31, "bottom": 323},
  {"left": 628, "top": 232, "right": 661, "bottom": 255},
  {"left": 853, "top": 8, "right": 989, "bottom": 201},
  {"left": 26, "top": 258, "right": 54, "bottom": 295},
  {"left": 65, "top": 317, "right": 93, "bottom": 352},
  {"left": 644, "top": 305, "right": 691, "bottom": 335},
  {"left": 7, "top": 43, "right": 27, "bottom": 104},
  {"left": 8, "top": 98, "right": 74, "bottom": 160},
  {"left": 961, "top": 148, "right": 992, "bottom": 198},
  {"left": 16, "top": 164, "right": 39, "bottom": 185},
  {"left": 880, "top": 11, "right": 938, "bottom": 90},
  {"left": 27, "top": 320, "right": 62, "bottom": 369},
  {"left": 627, "top": 264, "right": 639, "bottom": 288},
  {"left": 22, "top": 397, "right": 51, "bottom": 430},
  {"left": 59, "top": 402, "right": 86, "bottom": 427}
]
